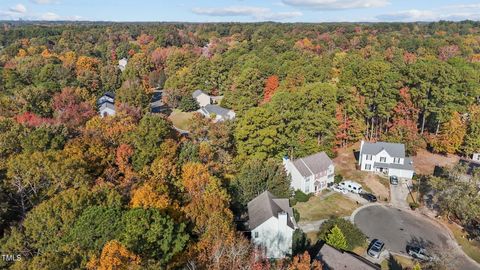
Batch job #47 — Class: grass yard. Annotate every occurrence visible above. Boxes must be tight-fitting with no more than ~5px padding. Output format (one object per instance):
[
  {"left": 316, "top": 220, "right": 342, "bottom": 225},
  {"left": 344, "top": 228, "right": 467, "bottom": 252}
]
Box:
[
  {"left": 294, "top": 193, "right": 358, "bottom": 222},
  {"left": 443, "top": 219, "right": 480, "bottom": 264},
  {"left": 168, "top": 109, "right": 194, "bottom": 131},
  {"left": 381, "top": 255, "right": 415, "bottom": 270}
]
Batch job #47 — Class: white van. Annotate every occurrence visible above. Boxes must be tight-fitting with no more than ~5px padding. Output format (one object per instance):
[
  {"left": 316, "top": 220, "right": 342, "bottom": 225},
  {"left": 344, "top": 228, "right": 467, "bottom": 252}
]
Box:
[{"left": 340, "top": 180, "right": 363, "bottom": 194}]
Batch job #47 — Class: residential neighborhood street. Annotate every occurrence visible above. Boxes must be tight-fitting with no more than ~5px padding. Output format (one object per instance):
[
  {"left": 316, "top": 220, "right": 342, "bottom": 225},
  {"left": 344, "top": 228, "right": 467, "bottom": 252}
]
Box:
[{"left": 354, "top": 205, "right": 480, "bottom": 270}]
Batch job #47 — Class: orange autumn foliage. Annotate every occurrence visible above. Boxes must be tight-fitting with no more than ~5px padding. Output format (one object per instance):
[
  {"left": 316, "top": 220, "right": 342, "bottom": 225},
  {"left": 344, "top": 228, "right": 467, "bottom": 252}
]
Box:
[
  {"left": 76, "top": 55, "right": 100, "bottom": 75},
  {"left": 88, "top": 240, "right": 140, "bottom": 270},
  {"left": 130, "top": 183, "right": 169, "bottom": 210},
  {"left": 288, "top": 251, "right": 322, "bottom": 270},
  {"left": 263, "top": 75, "right": 280, "bottom": 103}
]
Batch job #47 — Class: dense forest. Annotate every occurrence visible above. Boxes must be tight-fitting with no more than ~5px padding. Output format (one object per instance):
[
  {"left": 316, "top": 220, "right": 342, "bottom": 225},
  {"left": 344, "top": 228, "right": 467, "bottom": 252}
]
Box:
[{"left": 0, "top": 21, "right": 479, "bottom": 269}]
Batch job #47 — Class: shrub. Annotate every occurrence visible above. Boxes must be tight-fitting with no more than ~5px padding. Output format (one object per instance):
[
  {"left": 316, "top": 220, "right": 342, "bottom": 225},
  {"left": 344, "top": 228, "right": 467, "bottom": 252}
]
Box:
[
  {"left": 334, "top": 174, "right": 343, "bottom": 184},
  {"left": 318, "top": 217, "right": 366, "bottom": 251},
  {"left": 294, "top": 190, "right": 311, "bottom": 203},
  {"left": 293, "top": 208, "right": 300, "bottom": 222},
  {"left": 409, "top": 202, "right": 419, "bottom": 210},
  {"left": 178, "top": 96, "right": 199, "bottom": 112}
]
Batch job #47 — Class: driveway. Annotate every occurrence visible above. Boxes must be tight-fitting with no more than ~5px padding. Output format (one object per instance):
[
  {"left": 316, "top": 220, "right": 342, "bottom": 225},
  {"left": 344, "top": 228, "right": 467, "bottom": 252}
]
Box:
[
  {"left": 354, "top": 205, "right": 480, "bottom": 270},
  {"left": 390, "top": 179, "right": 411, "bottom": 209}
]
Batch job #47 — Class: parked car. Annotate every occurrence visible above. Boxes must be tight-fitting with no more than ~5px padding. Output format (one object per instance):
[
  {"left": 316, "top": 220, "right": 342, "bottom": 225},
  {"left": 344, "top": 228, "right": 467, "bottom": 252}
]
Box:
[
  {"left": 367, "top": 239, "right": 385, "bottom": 258},
  {"left": 360, "top": 192, "right": 377, "bottom": 202},
  {"left": 407, "top": 245, "right": 433, "bottom": 261},
  {"left": 332, "top": 184, "right": 348, "bottom": 194},
  {"left": 390, "top": 175, "right": 399, "bottom": 185},
  {"left": 339, "top": 180, "right": 363, "bottom": 194}
]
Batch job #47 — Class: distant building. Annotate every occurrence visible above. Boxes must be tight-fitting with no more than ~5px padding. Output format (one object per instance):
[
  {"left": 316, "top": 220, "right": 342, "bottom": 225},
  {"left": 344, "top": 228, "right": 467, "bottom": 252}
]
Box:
[
  {"left": 248, "top": 191, "right": 297, "bottom": 259},
  {"left": 118, "top": 58, "right": 128, "bottom": 72},
  {"left": 473, "top": 153, "right": 480, "bottom": 162},
  {"left": 150, "top": 89, "right": 169, "bottom": 114},
  {"left": 98, "top": 92, "right": 115, "bottom": 117},
  {"left": 192, "top": 90, "right": 235, "bottom": 122},
  {"left": 315, "top": 243, "right": 380, "bottom": 270},
  {"left": 359, "top": 140, "right": 414, "bottom": 179},
  {"left": 283, "top": 152, "right": 334, "bottom": 194}
]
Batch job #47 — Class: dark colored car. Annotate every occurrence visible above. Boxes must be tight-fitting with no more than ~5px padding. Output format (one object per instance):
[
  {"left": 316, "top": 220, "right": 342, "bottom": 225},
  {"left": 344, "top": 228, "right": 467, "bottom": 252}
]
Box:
[
  {"left": 367, "top": 239, "right": 385, "bottom": 258},
  {"left": 390, "top": 175, "right": 399, "bottom": 185},
  {"left": 360, "top": 192, "right": 377, "bottom": 202}
]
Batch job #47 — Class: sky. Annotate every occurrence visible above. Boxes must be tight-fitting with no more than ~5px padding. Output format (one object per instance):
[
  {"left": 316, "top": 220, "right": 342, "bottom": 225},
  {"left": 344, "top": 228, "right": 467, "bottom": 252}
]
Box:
[{"left": 0, "top": 0, "right": 480, "bottom": 22}]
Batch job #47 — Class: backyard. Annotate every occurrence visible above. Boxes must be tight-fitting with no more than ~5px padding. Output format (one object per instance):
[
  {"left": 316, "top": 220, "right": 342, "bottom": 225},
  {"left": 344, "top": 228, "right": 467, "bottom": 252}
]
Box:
[
  {"left": 333, "top": 144, "right": 390, "bottom": 201},
  {"left": 294, "top": 193, "right": 358, "bottom": 222},
  {"left": 168, "top": 109, "right": 194, "bottom": 131}
]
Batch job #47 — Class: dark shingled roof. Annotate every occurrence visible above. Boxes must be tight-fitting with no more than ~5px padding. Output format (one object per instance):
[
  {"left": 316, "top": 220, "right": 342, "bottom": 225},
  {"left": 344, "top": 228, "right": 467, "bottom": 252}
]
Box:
[
  {"left": 374, "top": 157, "right": 414, "bottom": 171},
  {"left": 247, "top": 191, "right": 296, "bottom": 230},
  {"left": 104, "top": 91, "right": 115, "bottom": 99},
  {"left": 192, "top": 89, "right": 206, "bottom": 98},
  {"left": 316, "top": 243, "right": 380, "bottom": 270},
  {"left": 361, "top": 141, "right": 406, "bottom": 158},
  {"left": 291, "top": 152, "right": 333, "bottom": 178}
]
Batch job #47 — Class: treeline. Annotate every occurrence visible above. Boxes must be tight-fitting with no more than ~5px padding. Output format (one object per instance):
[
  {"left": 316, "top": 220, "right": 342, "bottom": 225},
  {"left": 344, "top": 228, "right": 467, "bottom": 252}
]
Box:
[{"left": 0, "top": 21, "right": 479, "bottom": 269}]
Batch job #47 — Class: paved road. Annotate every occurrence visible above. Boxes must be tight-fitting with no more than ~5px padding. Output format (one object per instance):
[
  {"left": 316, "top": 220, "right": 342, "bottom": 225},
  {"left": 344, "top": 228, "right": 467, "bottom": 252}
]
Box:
[{"left": 354, "top": 205, "right": 480, "bottom": 270}]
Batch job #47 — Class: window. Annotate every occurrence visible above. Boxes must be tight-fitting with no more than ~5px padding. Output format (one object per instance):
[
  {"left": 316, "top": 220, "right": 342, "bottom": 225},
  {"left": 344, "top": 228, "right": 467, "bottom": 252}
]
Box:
[
  {"left": 365, "top": 164, "right": 372, "bottom": 170},
  {"left": 254, "top": 232, "right": 259, "bottom": 238},
  {"left": 393, "top": 157, "right": 400, "bottom": 163},
  {"left": 305, "top": 186, "right": 310, "bottom": 193},
  {"left": 380, "top": 157, "right": 386, "bottom": 162},
  {"left": 366, "top": 154, "right": 372, "bottom": 160}
]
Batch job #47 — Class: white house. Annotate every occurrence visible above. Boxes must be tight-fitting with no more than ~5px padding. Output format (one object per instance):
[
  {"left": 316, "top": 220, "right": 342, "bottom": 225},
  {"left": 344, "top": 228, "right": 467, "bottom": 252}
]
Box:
[
  {"left": 98, "top": 92, "right": 116, "bottom": 117},
  {"left": 197, "top": 104, "right": 236, "bottom": 122},
  {"left": 118, "top": 58, "right": 128, "bottom": 72},
  {"left": 358, "top": 140, "right": 414, "bottom": 179},
  {"left": 473, "top": 153, "right": 480, "bottom": 162},
  {"left": 248, "top": 191, "right": 297, "bottom": 259},
  {"left": 192, "top": 90, "right": 211, "bottom": 107},
  {"left": 283, "top": 152, "right": 334, "bottom": 194}
]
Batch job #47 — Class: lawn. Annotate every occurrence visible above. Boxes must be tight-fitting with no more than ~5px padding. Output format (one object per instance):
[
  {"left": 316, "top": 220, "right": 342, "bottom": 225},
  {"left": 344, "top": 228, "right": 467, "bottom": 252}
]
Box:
[
  {"left": 168, "top": 109, "right": 194, "bottom": 131},
  {"left": 294, "top": 193, "right": 359, "bottom": 222},
  {"left": 443, "top": 219, "right": 480, "bottom": 264}
]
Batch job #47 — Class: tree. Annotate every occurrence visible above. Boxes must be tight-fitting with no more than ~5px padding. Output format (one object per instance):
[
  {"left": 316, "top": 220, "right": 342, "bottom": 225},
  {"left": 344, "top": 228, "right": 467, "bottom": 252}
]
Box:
[
  {"left": 130, "top": 184, "right": 169, "bottom": 210},
  {"left": 131, "top": 115, "right": 174, "bottom": 171},
  {"left": 232, "top": 158, "right": 291, "bottom": 207},
  {"left": 52, "top": 87, "right": 96, "bottom": 128},
  {"left": 413, "top": 262, "right": 422, "bottom": 270},
  {"left": 463, "top": 105, "right": 480, "bottom": 156},
  {"left": 121, "top": 208, "right": 189, "bottom": 264},
  {"left": 178, "top": 95, "right": 200, "bottom": 112},
  {"left": 263, "top": 75, "right": 279, "bottom": 103},
  {"left": 89, "top": 240, "right": 141, "bottom": 270},
  {"left": 116, "top": 79, "right": 150, "bottom": 110},
  {"left": 318, "top": 217, "right": 366, "bottom": 251},
  {"left": 325, "top": 225, "right": 347, "bottom": 250},
  {"left": 288, "top": 251, "right": 322, "bottom": 270},
  {"left": 431, "top": 112, "right": 467, "bottom": 154}
]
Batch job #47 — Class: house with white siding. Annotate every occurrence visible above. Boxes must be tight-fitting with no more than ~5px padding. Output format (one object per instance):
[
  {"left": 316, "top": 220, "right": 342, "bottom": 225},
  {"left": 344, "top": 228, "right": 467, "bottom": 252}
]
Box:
[
  {"left": 248, "top": 191, "right": 297, "bottom": 259},
  {"left": 98, "top": 92, "right": 116, "bottom": 117},
  {"left": 473, "top": 153, "right": 480, "bottom": 162},
  {"left": 358, "top": 140, "right": 414, "bottom": 179},
  {"left": 192, "top": 90, "right": 235, "bottom": 122},
  {"left": 283, "top": 152, "right": 334, "bottom": 194}
]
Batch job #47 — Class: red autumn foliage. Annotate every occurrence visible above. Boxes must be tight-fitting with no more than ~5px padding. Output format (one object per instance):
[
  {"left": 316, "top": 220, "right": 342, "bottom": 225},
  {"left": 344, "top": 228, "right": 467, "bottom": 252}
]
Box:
[
  {"left": 403, "top": 52, "right": 417, "bottom": 64},
  {"left": 438, "top": 45, "right": 460, "bottom": 61},
  {"left": 137, "top": 33, "right": 154, "bottom": 46},
  {"left": 52, "top": 88, "right": 96, "bottom": 128},
  {"left": 263, "top": 75, "right": 280, "bottom": 103},
  {"left": 15, "top": 112, "right": 54, "bottom": 127}
]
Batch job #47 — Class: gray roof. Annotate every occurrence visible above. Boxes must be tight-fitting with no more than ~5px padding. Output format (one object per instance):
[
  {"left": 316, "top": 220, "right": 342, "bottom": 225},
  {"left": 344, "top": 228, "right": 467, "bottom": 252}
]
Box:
[
  {"left": 99, "top": 101, "right": 115, "bottom": 111},
  {"left": 361, "top": 141, "right": 406, "bottom": 158},
  {"left": 316, "top": 244, "right": 380, "bottom": 270},
  {"left": 192, "top": 89, "right": 207, "bottom": 98},
  {"left": 291, "top": 152, "right": 333, "bottom": 177},
  {"left": 247, "top": 191, "right": 296, "bottom": 230},
  {"left": 374, "top": 157, "right": 414, "bottom": 171},
  {"left": 104, "top": 91, "right": 115, "bottom": 99},
  {"left": 201, "top": 104, "right": 231, "bottom": 117}
]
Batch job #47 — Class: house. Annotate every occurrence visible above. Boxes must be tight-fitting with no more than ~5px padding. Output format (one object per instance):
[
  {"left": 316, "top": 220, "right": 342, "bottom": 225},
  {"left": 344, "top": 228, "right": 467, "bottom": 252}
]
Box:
[
  {"left": 118, "top": 58, "right": 128, "bottom": 72},
  {"left": 473, "top": 153, "right": 480, "bottom": 162},
  {"left": 315, "top": 243, "right": 380, "bottom": 270},
  {"left": 192, "top": 90, "right": 211, "bottom": 107},
  {"left": 283, "top": 152, "right": 334, "bottom": 194},
  {"left": 98, "top": 92, "right": 115, "bottom": 117},
  {"left": 358, "top": 140, "right": 414, "bottom": 179},
  {"left": 150, "top": 89, "right": 169, "bottom": 114},
  {"left": 198, "top": 104, "right": 236, "bottom": 122},
  {"left": 248, "top": 191, "right": 297, "bottom": 259}
]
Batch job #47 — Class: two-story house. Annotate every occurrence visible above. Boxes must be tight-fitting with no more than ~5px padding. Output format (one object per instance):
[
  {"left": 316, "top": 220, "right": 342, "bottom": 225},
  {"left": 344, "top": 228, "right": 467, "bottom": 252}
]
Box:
[
  {"left": 248, "top": 191, "right": 297, "bottom": 259},
  {"left": 283, "top": 152, "right": 334, "bottom": 194},
  {"left": 97, "top": 92, "right": 116, "bottom": 117},
  {"left": 358, "top": 140, "right": 414, "bottom": 179}
]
